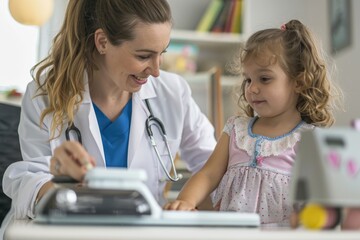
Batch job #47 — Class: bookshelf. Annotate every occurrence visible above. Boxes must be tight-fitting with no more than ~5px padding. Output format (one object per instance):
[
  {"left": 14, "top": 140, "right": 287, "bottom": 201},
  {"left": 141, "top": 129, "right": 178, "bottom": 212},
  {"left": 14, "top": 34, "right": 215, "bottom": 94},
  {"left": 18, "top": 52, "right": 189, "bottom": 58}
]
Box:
[
  {"left": 170, "top": 30, "right": 244, "bottom": 45},
  {"left": 164, "top": 0, "right": 245, "bottom": 201},
  {"left": 167, "top": 29, "right": 244, "bottom": 73},
  {"left": 168, "top": 0, "right": 247, "bottom": 72},
  {"left": 166, "top": 0, "right": 247, "bottom": 123}
]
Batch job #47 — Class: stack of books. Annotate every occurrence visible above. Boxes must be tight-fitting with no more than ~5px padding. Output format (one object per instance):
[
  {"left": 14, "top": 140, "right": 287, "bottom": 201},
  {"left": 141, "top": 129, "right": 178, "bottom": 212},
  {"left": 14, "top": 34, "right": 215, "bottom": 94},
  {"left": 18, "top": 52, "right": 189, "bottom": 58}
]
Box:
[{"left": 196, "top": 0, "right": 243, "bottom": 34}]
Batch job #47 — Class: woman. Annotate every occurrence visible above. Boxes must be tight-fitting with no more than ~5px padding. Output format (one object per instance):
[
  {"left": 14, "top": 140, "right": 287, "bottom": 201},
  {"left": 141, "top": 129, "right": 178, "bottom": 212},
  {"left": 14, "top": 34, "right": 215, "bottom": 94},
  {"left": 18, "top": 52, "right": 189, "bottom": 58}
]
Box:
[{"left": 2, "top": 0, "right": 216, "bottom": 225}]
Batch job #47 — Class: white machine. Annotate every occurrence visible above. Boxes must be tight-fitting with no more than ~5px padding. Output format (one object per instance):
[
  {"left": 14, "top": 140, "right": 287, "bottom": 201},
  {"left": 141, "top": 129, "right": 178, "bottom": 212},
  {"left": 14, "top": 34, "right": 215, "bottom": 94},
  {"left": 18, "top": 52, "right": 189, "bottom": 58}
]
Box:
[
  {"left": 290, "top": 127, "right": 360, "bottom": 206},
  {"left": 35, "top": 168, "right": 260, "bottom": 227}
]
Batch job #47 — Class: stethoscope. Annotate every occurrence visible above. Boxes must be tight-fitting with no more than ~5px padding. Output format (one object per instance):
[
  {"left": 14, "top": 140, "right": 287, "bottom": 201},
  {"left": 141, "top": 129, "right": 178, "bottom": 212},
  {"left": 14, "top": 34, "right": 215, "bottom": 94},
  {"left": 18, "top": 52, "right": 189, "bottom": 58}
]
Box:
[
  {"left": 65, "top": 123, "right": 82, "bottom": 144},
  {"left": 64, "top": 99, "right": 182, "bottom": 182},
  {"left": 144, "top": 99, "right": 182, "bottom": 182}
]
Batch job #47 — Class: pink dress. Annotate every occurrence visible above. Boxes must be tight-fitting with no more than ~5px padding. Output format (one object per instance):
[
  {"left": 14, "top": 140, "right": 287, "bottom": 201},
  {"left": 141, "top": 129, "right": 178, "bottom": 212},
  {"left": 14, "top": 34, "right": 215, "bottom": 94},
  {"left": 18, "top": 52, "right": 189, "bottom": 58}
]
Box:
[{"left": 213, "top": 116, "right": 314, "bottom": 224}]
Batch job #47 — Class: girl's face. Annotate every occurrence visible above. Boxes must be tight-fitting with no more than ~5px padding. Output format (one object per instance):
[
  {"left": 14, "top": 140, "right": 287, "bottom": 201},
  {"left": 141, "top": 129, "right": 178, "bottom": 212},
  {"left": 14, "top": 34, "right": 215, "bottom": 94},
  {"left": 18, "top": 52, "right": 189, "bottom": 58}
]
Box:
[
  {"left": 243, "top": 55, "right": 299, "bottom": 121},
  {"left": 95, "top": 21, "right": 171, "bottom": 93}
]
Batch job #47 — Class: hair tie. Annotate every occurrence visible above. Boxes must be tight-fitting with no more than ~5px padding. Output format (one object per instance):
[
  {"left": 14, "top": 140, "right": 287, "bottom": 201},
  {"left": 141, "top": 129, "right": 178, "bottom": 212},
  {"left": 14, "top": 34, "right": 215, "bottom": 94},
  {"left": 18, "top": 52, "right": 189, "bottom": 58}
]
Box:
[{"left": 280, "top": 24, "right": 286, "bottom": 31}]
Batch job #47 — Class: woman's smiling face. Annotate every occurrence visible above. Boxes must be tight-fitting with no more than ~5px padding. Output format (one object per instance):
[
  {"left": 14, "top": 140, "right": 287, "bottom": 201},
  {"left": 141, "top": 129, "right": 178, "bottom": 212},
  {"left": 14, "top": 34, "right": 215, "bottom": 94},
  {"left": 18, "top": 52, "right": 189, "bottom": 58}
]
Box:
[{"left": 96, "top": 21, "right": 172, "bottom": 92}]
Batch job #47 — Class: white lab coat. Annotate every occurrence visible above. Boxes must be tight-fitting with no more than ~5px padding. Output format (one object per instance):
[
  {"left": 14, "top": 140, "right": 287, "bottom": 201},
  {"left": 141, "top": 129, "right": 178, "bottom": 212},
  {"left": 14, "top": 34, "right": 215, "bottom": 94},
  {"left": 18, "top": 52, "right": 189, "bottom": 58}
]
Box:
[{"left": 2, "top": 70, "right": 216, "bottom": 223}]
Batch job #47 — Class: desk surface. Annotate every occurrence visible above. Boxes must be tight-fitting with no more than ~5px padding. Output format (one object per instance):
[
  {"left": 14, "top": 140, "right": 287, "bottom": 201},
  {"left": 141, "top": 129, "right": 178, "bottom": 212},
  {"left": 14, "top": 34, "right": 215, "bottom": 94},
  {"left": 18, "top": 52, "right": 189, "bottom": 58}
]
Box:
[{"left": 4, "top": 221, "right": 360, "bottom": 240}]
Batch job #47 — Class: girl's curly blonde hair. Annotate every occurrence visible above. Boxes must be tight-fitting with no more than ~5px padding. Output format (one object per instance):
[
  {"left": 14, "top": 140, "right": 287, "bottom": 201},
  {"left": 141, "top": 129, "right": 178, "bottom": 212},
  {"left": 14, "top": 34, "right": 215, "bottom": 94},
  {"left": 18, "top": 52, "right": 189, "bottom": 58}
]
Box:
[{"left": 227, "top": 19, "right": 342, "bottom": 127}]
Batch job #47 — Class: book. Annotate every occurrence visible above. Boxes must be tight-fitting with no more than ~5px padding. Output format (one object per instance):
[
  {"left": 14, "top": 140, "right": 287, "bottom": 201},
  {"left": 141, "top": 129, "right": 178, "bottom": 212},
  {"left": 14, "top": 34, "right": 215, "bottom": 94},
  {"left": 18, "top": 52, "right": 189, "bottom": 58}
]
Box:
[
  {"left": 230, "top": 0, "right": 243, "bottom": 33},
  {"left": 211, "top": 0, "right": 232, "bottom": 33},
  {"left": 224, "top": 0, "right": 237, "bottom": 32},
  {"left": 196, "top": 0, "right": 224, "bottom": 32}
]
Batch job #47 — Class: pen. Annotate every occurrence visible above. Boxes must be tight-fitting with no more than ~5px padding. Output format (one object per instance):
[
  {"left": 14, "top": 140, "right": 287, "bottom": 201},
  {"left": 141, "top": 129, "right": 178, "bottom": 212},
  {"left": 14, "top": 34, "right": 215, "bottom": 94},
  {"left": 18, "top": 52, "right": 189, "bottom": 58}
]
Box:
[
  {"left": 82, "top": 157, "right": 94, "bottom": 171},
  {"left": 52, "top": 158, "right": 93, "bottom": 184}
]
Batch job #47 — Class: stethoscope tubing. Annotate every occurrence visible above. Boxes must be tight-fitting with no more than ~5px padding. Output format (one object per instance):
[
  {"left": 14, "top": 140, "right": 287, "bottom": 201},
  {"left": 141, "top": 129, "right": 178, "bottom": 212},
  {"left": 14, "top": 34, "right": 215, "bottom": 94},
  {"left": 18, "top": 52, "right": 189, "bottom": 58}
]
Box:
[
  {"left": 65, "top": 124, "right": 82, "bottom": 144},
  {"left": 145, "top": 99, "right": 182, "bottom": 182}
]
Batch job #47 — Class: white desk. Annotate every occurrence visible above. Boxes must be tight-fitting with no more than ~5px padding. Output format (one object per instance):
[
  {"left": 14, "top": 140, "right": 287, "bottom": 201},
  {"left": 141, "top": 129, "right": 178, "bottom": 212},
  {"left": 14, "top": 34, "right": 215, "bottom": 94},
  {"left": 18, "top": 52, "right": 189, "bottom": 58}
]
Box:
[{"left": 4, "top": 221, "right": 360, "bottom": 240}]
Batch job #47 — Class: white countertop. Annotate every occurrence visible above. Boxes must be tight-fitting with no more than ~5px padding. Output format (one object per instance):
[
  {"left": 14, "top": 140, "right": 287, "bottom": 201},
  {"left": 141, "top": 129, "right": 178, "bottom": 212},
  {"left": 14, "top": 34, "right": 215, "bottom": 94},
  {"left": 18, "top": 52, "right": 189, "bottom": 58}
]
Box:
[{"left": 4, "top": 220, "right": 360, "bottom": 240}]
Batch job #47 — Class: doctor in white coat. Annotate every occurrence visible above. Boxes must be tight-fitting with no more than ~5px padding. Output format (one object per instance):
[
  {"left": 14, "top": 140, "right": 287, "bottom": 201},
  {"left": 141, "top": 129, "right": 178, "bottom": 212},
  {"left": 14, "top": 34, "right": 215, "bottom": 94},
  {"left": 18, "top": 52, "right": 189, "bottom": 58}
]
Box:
[{"left": 1, "top": 0, "right": 216, "bottom": 232}]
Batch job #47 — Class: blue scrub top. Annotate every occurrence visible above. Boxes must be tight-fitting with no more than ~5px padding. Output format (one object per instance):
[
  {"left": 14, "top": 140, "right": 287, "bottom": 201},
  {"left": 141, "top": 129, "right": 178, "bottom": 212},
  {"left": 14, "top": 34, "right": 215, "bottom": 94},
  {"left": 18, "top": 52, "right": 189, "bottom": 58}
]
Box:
[{"left": 93, "top": 100, "right": 132, "bottom": 167}]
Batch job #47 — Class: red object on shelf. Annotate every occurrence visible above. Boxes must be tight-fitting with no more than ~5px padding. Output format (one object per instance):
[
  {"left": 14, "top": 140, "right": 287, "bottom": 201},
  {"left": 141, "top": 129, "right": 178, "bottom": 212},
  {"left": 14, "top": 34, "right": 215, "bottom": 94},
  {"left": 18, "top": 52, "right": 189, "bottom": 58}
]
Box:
[{"left": 6, "top": 89, "right": 22, "bottom": 97}]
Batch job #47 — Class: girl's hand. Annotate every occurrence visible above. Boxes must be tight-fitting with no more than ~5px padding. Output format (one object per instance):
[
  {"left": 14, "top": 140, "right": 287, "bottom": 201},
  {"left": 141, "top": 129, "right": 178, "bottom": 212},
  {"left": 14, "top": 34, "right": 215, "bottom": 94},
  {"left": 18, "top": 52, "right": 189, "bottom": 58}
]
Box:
[
  {"left": 50, "top": 141, "right": 96, "bottom": 181},
  {"left": 163, "top": 200, "right": 197, "bottom": 211}
]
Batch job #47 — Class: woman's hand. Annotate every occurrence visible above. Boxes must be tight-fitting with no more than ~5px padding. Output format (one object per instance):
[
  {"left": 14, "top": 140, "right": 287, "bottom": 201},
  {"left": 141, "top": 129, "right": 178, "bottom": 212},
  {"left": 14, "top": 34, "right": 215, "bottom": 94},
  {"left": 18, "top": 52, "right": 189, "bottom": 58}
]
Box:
[
  {"left": 163, "top": 200, "right": 197, "bottom": 211},
  {"left": 35, "top": 141, "right": 96, "bottom": 205},
  {"left": 50, "top": 141, "right": 96, "bottom": 181}
]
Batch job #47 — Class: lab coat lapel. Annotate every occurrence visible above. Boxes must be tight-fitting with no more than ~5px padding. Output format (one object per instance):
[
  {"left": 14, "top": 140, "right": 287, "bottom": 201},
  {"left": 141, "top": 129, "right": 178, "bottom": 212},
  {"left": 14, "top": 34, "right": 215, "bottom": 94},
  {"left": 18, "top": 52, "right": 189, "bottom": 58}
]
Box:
[
  {"left": 128, "top": 80, "right": 156, "bottom": 167},
  {"left": 87, "top": 105, "right": 105, "bottom": 163},
  {"left": 77, "top": 74, "right": 106, "bottom": 166}
]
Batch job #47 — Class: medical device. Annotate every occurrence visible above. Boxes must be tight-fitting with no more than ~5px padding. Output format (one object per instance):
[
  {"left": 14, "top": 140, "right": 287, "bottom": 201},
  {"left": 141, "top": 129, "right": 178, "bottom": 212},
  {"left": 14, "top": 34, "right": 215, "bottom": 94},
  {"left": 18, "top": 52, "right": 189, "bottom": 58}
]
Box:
[
  {"left": 290, "top": 127, "right": 360, "bottom": 229},
  {"left": 64, "top": 99, "right": 182, "bottom": 182},
  {"left": 35, "top": 168, "right": 260, "bottom": 227}
]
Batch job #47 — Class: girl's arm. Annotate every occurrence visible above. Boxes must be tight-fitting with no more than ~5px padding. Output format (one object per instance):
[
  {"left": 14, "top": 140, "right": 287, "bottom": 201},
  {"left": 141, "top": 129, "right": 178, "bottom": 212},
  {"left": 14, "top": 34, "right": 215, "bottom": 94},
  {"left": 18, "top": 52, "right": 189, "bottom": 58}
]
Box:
[{"left": 164, "top": 132, "right": 229, "bottom": 210}]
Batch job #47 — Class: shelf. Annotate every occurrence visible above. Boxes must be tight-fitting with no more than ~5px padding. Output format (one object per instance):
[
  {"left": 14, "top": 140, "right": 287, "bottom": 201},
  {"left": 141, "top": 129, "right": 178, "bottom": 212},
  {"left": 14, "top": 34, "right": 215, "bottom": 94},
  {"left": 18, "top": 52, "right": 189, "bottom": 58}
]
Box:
[
  {"left": 171, "top": 29, "right": 244, "bottom": 46},
  {"left": 0, "top": 95, "right": 22, "bottom": 106}
]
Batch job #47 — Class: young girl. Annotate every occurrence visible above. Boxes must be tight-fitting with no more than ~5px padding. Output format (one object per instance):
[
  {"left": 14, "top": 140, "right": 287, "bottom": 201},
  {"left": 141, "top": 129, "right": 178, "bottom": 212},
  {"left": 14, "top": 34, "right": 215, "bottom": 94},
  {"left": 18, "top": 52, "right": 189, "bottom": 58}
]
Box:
[{"left": 164, "top": 19, "right": 342, "bottom": 225}]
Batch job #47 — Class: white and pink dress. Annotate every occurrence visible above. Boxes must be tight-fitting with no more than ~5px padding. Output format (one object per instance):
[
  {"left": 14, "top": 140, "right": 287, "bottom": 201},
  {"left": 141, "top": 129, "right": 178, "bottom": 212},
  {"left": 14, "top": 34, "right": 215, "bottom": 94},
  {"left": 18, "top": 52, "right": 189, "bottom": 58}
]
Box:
[{"left": 213, "top": 116, "right": 314, "bottom": 224}]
